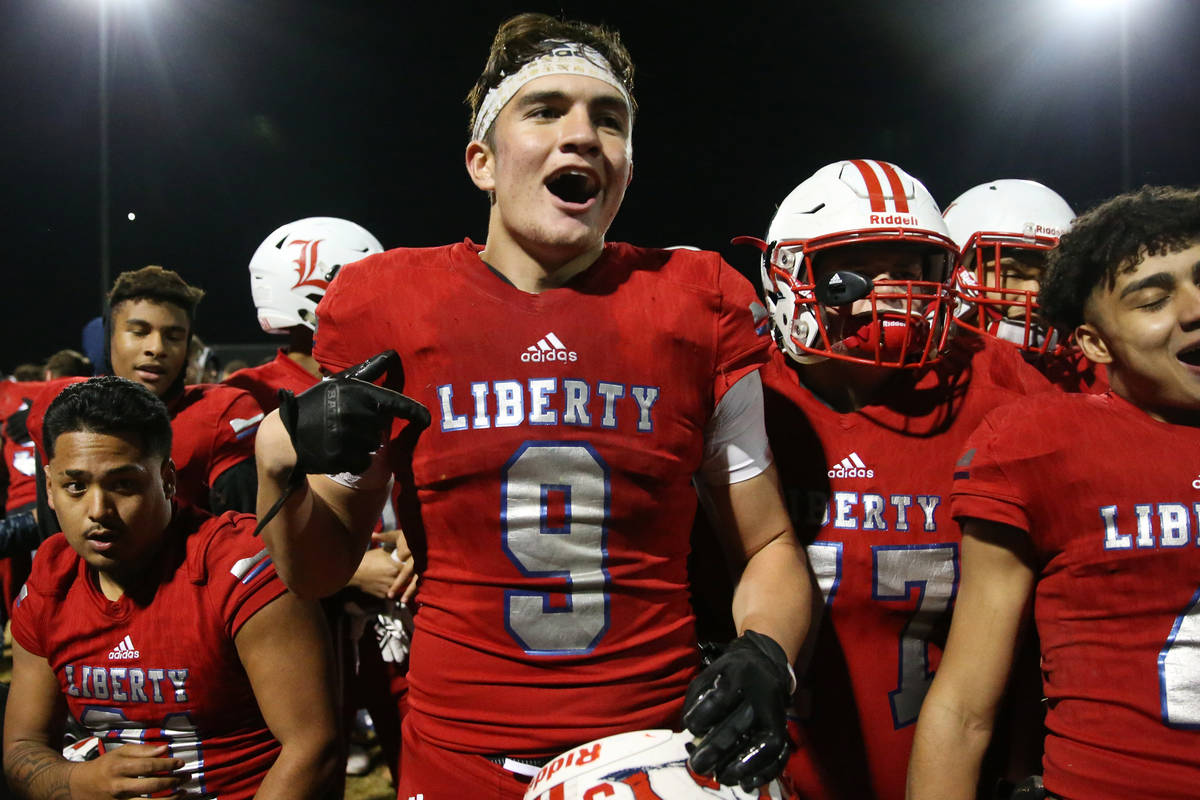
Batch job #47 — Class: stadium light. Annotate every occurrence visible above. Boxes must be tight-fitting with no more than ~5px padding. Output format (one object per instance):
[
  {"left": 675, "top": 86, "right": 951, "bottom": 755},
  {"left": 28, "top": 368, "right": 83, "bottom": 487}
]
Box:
[{"left": 1062, "top": 0, "right": 1135, "bottom": 189}]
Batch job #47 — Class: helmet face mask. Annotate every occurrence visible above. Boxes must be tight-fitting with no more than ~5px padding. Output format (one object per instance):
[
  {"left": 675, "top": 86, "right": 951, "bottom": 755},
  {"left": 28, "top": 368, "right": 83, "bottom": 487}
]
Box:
[
  {"left": 951, "top": 237, "right": 1061, "bottom": 356},
  {"left": 767, "top": 237, "right": 955, "bottom": 368},
  {"left": 248, "top": 217, "right": 384, "bottom": 333},
  {"left": 759, "top": 160, "right": 959, "bottom": 369},
  {"left": 943, "top": 179, "right": 1076, "bottom": 356}
]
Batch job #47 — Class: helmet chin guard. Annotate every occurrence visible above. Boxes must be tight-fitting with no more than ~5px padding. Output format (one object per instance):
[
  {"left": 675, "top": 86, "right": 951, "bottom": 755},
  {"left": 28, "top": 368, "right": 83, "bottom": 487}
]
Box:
[{"left": 753, "top": 160, "right": 959, "bottom": 369}]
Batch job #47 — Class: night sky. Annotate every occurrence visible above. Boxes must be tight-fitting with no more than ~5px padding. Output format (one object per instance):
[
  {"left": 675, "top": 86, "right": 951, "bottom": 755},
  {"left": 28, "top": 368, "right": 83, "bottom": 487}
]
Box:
[{"left": 3, "top": 0, "right": 1199, "bottom": 371}]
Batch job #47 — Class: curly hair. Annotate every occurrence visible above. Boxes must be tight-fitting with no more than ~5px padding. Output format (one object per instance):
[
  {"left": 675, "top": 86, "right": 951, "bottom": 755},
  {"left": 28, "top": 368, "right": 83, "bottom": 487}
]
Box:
[
  {"left": 1040, "top": 185, "right": 1200, "bottom": 330},
  {"left": 108, "top": 265, "right": 205, "bottom": 324},
  {"left": 43, "top": 376, "right": 173, "bottom": 462},
  {"left": 466, "top": 12, "right": 636, "bottom": 141}
]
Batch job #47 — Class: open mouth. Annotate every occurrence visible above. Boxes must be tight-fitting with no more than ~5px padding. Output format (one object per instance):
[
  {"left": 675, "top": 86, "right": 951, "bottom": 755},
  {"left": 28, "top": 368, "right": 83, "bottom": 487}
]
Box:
[
  {"left": 85, "top": 529, "right": 120, "bottom": 551},
  {"left": 546, "top": 170, "right": 600, "bottom": 205},
  {"left": 1177, "top": 343, "right": 1200, "bottom": 367}
]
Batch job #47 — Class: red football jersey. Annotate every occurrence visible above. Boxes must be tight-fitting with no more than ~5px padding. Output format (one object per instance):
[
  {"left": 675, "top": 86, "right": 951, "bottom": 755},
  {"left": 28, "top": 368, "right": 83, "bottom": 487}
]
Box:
[
  {"left": 27, "top": 380, "right": 263, "bottom": 512},
  {"left": 167, "top": 385, "right": 264, "bottom": 509},
  {"left": 1, "top": 379, "right": 40, "bottom": 512},
  {"left": 0, "top": 379, "right": 39, "bottom": 625},
  {"left": 313, "top": 239, "right": 771, "bottom": 756},
  {"left": 11, "top": 507, "right": 288, "bottom": 799},
  {"left": 951, "top": 391, "right": 1200, "bottom": 799},
  {"left": 223, "top": 349, "right": 319, "bottom": 413},
  {"left": 1038, "top": 347, "right": 1109, "bottom": 394},
  {"left": 764, "top": 336, "right": 1050, "bottom": 800}
]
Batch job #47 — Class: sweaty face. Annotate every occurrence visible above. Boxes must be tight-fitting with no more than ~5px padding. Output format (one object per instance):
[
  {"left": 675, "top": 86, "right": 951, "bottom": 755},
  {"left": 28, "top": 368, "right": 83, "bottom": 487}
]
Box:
[
  {"left": 109, "top": 299, "right": 190, "bottom": 397},
  {"left": 1080, "top": 241, "right": 1200, "bottom": 422},
  {"left": 472, "top": 73, "right": 633, "bottom": 267},
  {"left": 46, "top": 430, "right": 174, "bottom": 594}
]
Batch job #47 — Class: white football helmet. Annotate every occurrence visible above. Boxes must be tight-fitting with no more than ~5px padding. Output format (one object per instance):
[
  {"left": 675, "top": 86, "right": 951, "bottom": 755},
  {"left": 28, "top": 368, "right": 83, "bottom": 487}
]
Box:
[
  {"left": 747, "top": 159, "right": 958, "bottom": 368},
  {"left": 249, "top": 217, "right": 383, "bottom": 333},
  {"left": 943, "top": 179, "right": 1075, "bottom": 355},
  {"left": 522, "top": 730, "right": 794, "bottom": 800}
]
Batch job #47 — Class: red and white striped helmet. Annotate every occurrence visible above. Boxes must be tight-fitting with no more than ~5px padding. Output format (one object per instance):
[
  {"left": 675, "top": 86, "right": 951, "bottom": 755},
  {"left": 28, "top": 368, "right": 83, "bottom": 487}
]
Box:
[
  {"left": 522, "top": 730, "right": 794, "bottom": 800},
  {"left": 943, "top": 179, "right": 1075, "bottom": 355},
  {"left": 751, "top": 159, "right": 957, "bottom": 368}
]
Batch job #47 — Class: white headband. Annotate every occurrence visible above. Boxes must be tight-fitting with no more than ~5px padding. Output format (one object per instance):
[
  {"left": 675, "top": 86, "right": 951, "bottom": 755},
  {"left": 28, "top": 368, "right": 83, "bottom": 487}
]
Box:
[{"left": 470, "top": 40, "right": 633, "bottom": 144}]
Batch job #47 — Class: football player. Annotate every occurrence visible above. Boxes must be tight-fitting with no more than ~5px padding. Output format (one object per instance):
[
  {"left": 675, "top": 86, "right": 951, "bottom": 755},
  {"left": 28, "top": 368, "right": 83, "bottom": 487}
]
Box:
[
  {"left": 908, "top": 186, "right": 1200, "bottom": 799},
  {"left": 27, "top": 266, "right": 265, "bottom": 517},
  {"left": 944, "top": 179, "right": 1105, "bottom": 393},
  {"left": 227, "top": 216, "right": 411, "bottom": 782},
  {"left": 735, "top": 159, "right": 1050, "bottom": 800},
  {"left": 225, "top": 216, "right": 384, "bottom": 412},
  {"left": 0, "top": 351, "right": 96, "bottom": 624},
  {"left": 2, "top": 377, "right": 338, "bottom": 799},
  {"left": 253, "top": 12, "right": 810, "bottom": 800}
]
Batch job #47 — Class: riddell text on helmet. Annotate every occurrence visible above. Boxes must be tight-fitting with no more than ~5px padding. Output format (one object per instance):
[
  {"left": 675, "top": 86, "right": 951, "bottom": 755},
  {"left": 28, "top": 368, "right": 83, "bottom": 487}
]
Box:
[{"left": 870, "top": 214, "right": 919, "bottom": 226}]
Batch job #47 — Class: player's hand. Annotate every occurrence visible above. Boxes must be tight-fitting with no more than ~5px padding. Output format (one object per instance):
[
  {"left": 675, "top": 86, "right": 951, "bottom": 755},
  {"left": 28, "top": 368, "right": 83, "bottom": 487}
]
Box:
[
  {"left": 682, "top": 630, "right": 793, "bottom": 790},
  {"left": 277, "top": 350, "right": 431, "bottom": 476},
  {"left": 373, "top": 529, "right": 419, "bottom": 603},
  {"left": 69, "top": 743, "right": 185, "bottom": 799},
  {"left": 348, "top": 547, "right": 403, "bottom": 599}
]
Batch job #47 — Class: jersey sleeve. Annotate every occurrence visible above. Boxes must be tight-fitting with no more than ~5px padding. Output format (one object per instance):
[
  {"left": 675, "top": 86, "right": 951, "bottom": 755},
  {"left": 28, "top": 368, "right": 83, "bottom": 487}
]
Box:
[
  {"left": 222, "top": 369, "right": 277, "bottom": 414},
  {"left": 8, "top": 538, "right": 67, "bottom": 658},
  {"left": 712, "top": 257, "right": 771, "bottom": 407},
  {"left": 25, "top": 378, "right": 84, "bottom": 459},
  {"left": 10, "top": 579, "right": 45, "bottom": 656},
  {"left": 207, "top": 390, "right": 264, "bottom": 487},
  {"left": 699, "top": 370, "right": 772, "bottom": 485},
  {"left": 201, "top": 515, "right": 288, "bottom": 639},
  {"left": 949, "top": 407, "right": 1033, "bottom": 532},
  {"left": 312, "top": 259, "right": 390, "bottom": 374}
]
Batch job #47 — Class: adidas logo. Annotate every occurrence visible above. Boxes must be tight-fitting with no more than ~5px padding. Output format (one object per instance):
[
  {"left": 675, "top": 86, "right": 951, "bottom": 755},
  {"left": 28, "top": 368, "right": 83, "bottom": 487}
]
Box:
[
  {"left": 828, "top": 451, "right": 875, "bottom": 479},
  {"left": 108, "top": 635, "right": 140, "bottom": 660},
  {"left": 521, "top": 332, "right": 578, "bottom": 363}
]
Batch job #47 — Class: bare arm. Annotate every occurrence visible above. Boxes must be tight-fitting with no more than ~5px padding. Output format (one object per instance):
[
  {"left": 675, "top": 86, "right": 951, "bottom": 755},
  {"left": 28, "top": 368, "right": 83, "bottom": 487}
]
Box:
[
  {"left": 255, "top": 410, "right": 391, "bottom": 598},
  {"left": 907, "top": 518, "right": 1036, "bottom": 800},
  {"left": 704, "top": 463, "right": 810, "bottom": 662},
  {"left": 235, "top": 591, "right": 340, "bottom": 800},
  {"left": 3, "top": 641, "right": 183, "bottom": 800}
]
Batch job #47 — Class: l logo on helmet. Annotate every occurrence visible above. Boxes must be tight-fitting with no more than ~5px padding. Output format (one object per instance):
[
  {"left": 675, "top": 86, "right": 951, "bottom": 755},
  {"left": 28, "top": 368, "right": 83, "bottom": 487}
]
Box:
[{"left": 289, "top": 238, "right": 332, "bottom": 291}]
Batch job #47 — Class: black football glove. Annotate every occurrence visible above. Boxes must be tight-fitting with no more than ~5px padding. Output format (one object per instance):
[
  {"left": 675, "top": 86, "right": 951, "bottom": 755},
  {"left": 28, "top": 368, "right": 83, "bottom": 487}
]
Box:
[
  {"left": 277, "top": 350, "right": 431, "bottom": 476},
  {"left": 683, "top": 630, "right": 793, "bottom": 791}
]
